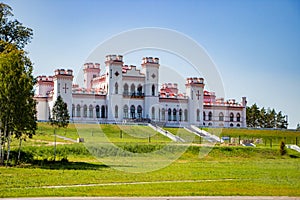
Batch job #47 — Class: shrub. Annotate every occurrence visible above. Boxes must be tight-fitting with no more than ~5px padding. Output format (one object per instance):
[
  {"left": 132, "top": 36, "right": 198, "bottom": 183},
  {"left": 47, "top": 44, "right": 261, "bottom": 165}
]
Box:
[{"left": 279, "top": 141, "right": 287, "bottom": 156}]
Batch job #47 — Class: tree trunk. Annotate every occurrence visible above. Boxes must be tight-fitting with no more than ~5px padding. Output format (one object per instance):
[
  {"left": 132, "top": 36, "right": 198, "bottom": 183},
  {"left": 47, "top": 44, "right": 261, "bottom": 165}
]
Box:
[
  {"left": 54, "top": 128, "right": 56, "bottom": 161},
  {"left": 17, "top": 138, "right": 22, "bottom": 164},
  {"left": 5, "top": 131, "right": 11, "bottom": 167},
  {"left": 0, "top": 129, "right": 2, "bottom": 166}
]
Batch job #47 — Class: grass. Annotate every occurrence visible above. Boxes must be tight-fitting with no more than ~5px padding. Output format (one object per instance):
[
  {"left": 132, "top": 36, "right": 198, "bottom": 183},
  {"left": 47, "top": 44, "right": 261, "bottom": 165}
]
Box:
[{"left": 1, "top": 123, "right": 300, "bottom": 197}]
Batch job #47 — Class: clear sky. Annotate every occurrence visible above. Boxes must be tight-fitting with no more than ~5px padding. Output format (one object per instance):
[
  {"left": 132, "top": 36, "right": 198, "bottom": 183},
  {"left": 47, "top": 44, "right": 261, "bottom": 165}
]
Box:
[{"left": 3, "top": 0, "right": 300, "bottom": 128}]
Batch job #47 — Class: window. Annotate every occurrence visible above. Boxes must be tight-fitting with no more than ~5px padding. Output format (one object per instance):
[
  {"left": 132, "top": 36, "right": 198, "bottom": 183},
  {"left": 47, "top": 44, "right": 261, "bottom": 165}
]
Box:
[
  {"left": 76, "top": 104, "right": 81, "bottom": 117},
  {"left": 168, "top": 108, "right": 172, "bottom": 121},
  {"left": 137, "top": 84, "right": 142, "bottom": 96},
  {"left": 162, "top": 108, "right": 165, "bottom": 121},
  {"left": 219, "top": 112, "right": 224, "bottom": 121},
  {"left": 123, "top": 105, "right": 128, "bottom": 118},
  {"left": 208, "top": 112, "right": 212, "bottom": 121},
  {"left": 124, "top": 83, "right": 129, "bottom": 96},
  {"left": 203, "top": 111, "right": 206, "bottom": 121},
  {"left": 237, "top": 123, "right": 240, "bottom": 127},
  {"left": 230, "top": 123, "right": 233, "bottom": 127},
  {"left": 115, "top": 105, "right": 118, "bottom": 118},
  {"left": 230, "top": 113, "right": 234, "bottom": 122},
  {"left": 196, "top": 109, "right": 200, "bottom": 121},
  {"left": 72, "top": 104, "right": 75, "bottom": 117},
  {"left": 131, "top": 84, "right": 135, "bottom": 96},
  {"left": 179, "top": 109, "right": 182, "bottom": 121},
  {"left": 152, "top": 107, "right": 155, "bottom": 120},
  {"left": 83, "top": 105, "right": 87, "bottom": 118},
  {"left": 152, "top": 84, "right": 155, "bottom": 96},
  {"left": 173, "top": 108, "right": 177, "bottom": 121},
  {"left": 137, "top": 105, "right": 142, "bottom": 119},
  {"left": 101, "top": 105, "right": 105, "bottom": 118},
  {"left": 130, "top": 105, "right": 135, "bottom": 119},
  {"left": 89, "top": 105, "right": 93, "bottom": 118},
  {"left": 236, "top": 113, "right": 241, "bottom": 122},
  {"left": 184, "top": 109, "right": 188, "bottom": 121},
  {"left": 115, "top": 82, "right": 118, "bottom": 94},
  {"left": 96, "top": 105, "right": 100, "bottom": 118}
]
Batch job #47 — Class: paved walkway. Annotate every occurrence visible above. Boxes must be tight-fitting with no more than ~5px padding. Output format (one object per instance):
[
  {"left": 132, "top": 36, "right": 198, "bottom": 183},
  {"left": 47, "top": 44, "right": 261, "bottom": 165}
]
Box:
[{"left": 2, "top": 196, "right": 299, "bottom": 200}]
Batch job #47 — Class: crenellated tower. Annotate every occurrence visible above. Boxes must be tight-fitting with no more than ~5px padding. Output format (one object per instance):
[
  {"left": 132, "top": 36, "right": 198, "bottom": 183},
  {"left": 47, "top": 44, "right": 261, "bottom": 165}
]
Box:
[
  {"left": 185, "top": 77, "right": 205, "bottom": 125},
  {"left": 105, "top": 55, "right": 123, "bottom": 121},
  {"left": 141, "top": 57, "right": 160, "bottom": 120},
  {"left": 83, "top": 62, "right": 100, "bottom": 90}
]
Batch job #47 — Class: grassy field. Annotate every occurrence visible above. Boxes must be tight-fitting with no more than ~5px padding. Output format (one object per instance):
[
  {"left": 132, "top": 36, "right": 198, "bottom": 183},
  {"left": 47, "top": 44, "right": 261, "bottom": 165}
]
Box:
[{"left": 0, "top": 123, "right": 300, "bottom": 197}]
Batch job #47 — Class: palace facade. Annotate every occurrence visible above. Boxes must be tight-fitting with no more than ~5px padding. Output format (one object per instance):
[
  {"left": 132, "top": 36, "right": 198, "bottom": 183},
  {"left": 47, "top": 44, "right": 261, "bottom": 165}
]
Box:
[{"left": 34, "top": 55, "right": 247, "bottom": 127}]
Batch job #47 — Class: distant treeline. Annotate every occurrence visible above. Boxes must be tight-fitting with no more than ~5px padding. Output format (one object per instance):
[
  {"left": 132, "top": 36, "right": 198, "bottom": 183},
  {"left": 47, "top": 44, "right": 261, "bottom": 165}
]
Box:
[{"left": 246, "top": 104, "right": 288, "bottom": 129}]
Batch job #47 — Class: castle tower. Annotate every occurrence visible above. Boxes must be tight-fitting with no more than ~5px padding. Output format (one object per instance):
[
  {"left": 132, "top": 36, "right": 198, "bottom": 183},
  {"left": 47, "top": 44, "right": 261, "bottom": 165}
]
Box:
[
  {"left": 141, "top": 57, "right": 160, "bottom": 120},
  {"left": 51, "top": 69, "right": 74, "bottom": 116},
  {"left": 185, "top": 77, "right": 205, "bottom": 125},
  {"left": 83, "top": 62, "right": 100, "bottom": 90},
  {"left": 105, "top": 55, "right": 123, "bottom": 121}
]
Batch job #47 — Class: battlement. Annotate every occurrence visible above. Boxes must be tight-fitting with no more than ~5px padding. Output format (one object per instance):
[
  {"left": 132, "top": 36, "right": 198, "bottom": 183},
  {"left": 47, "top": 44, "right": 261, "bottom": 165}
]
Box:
[
  {"left": 105, "top": 55, "right": 123, "bottom": 62},
  {"left": 142, "top": 57, "right": 159, "bottom": 64},
  {"left": 36, "top": 75, "right": 53, "bottom": 82},
  {"left": 186, "top": 77, "right": 204, "bottom": 85},
  {"left": 162, "top": 83, "right": 178, "bottom": 89},
  {"left": 84, "top": 62, "right": 100, "bottom": 69},
  {"left": 54, "top": 69, "right": 73, "bottom": 76}
]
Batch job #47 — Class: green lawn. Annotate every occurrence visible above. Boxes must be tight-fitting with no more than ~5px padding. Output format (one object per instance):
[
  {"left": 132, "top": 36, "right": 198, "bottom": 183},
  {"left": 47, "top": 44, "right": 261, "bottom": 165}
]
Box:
[{"left": 1, "top": 124, "right": 300, "bottom": 197}]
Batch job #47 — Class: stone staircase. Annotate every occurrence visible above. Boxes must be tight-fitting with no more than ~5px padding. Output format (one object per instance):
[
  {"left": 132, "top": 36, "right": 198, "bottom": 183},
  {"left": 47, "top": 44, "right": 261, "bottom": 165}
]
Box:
[
  {"left": 286, "top": 144, "right": 300, "bottom": 152},
  {"left": 148, "top": 123, "right": 185, "bottom": 142},
  {"left": 184, "top": 125, "right": 224, "bottom": 143}
]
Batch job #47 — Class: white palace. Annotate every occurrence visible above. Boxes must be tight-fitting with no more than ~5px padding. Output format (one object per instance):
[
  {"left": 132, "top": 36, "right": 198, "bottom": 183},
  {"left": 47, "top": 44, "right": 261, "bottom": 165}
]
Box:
[{"left": 34, "top": 55, "right": 247, "bottom": 127}]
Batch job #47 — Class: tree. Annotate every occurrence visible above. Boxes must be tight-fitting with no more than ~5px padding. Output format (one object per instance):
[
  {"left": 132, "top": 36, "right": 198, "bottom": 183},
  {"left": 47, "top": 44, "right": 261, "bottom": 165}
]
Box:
[
  {"left": 297, "top": 123, "right": 300, "bottom": 131},
  {"left": 50, "top": 95, "right": 70, "bottom": 161},
  {"left": 279, "top": 141, "right": 287, "bottom": 156},
  {"left": 0, "top": 41, "right": 36, "bottom": 165},
  {"left": 276, "top": 111, "right": 288, "bottom": 129},
  {"left": 0, "top": 3, "right": 33, "bottom": 49}
]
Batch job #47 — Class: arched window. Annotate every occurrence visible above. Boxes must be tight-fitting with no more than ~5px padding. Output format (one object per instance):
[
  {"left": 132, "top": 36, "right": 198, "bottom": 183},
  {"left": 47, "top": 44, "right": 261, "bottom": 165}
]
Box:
[
  {"left": 208, "top": 111, "right": 212, "bottom": 121},
  {"left": 184, "top": 109, "right": 188, "bottom": 121},
  {"left": 137, "top": 105, "right": 142, "bottom": 119},
  {"left": 83, "top": 105, "right": 87, "bottom": 118},
  {"left": 96, "top": 105, "right": 100, "bottom": 118},
  {"left": 173, "top": 108, "right": 177, "bottom": 121},
  {"left": 124, "top": 83, "right": 129, "bottom": 96},
  {"left": 115, "top": 82, "right": 118, "bottom": 94},
  {"left": 196, "top": 109, "right": 200, "bottom": 121},
  {"left": 162, "top": 108, "right": 165, "bottom": 121},
  {"left": 208, "top": 122, "right": 212, "bottom": 126},
  {"left": 130, "top": 84, "right": 135, "bottom": 96},
  {"left": 137, "top": 84, "right": 142, "bottom": 96},
  {"left": 123, "top": 105, "right": 128, "bottom": 118},
  {"left": 152, "top": 84, "right": 155, "bottom": 96},
  {"left": 237, "top": 123, "right": 240, "bottom": 127},
  {"left": 101, "top": 105, "right": 105, "bottom": 118},
  {"left": 179, "top": 109, "right": 182, "bottom": 121},
  {"left": 89, "top": 105, "right": 93, "bottom": 118},
  {"left": 152, "top": 107, "right": 155, "bottom": 120},
  {"left": 219, "top": 112, "right": 224, "bottom": 121},
  {"left": 230, "top": 113, "right": 234, "bottom": 122},
  {"left": 76, "top": 104, "right": 81, "bottom": 117},
  {"left": 203, "top": 111, "right": 206, "bottom": 121},
  {"left": 236, "top": 113, "right": 241, "bottom": 122},
  {"left": 130, "top": 105, "right": 135, "bottom": 119},
  {"left": 168, "top": 108, "right": 172, "bottom": 121},
  {"left": 72, "top": 104, "right": 75, "bottom": 118},
  {"left": 115, "top": 105, "right": 118, "bottom": 118},
  {"left": 230, "top": 123, "right": 233, "bottom": 127}
]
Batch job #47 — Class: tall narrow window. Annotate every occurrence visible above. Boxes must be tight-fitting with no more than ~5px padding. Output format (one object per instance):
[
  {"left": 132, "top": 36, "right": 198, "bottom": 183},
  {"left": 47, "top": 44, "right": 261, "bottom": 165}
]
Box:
[
  {"left": 184, "top": 109, "right": 188, "bottom": 121},
  {"left": 76, "top": 104, "right": 81, "bottom": 117},
  {"left": 72, "top": 104, "right": 75, "bottom": 118},
  {"left": 130, "top": 105, "right": 135, "bottom": 119},
  {"left": 115, "top": 82, "right": 118, "bottom": 94},
  {"left": 152, "top": 107, "right": 155, "bottom": 120},
  {"left": 208, "top": 111, "right": 212, "bottom": 121},
  {"left": 123, "top": 105, "right": 128, "bottom": 118},
  {"left": 152, "top": 84, "right": 155, "bottom": 96},
  {"left": 168, "top": 108, "right": 172, "bottom": 121},
  {"left": 137, "top": 105, "right": 142, "bottom": 119},
  {"left": 162, "top": 108, "right": 165, "bottom": 121},
  {"left": 89, "top": 105, "right": 93, "bottom": 118},
  {"left": 96, "top": 105, "right": 100, "bottom": 118},
  {"left": 230, "top": 113, "right": 234, "bottom": 122},
  {"left": 179, "top": 109, "right": 182, "bottom": 121},
  {"left": 58, "top": 83, "right": 61, "bottom": 94},
  {"left": 137, "top": 84, "right": 143, "bottom": 96},
  {"left": 203, "top": 111, "right": 206, "bottom": 121},
  {"left": 219, "top": 112, "right": 224, "bottom": 121},
  {"left": 236, "top": 113, "right": 241, "bottom": 122},
  {"left": 83, "top": 105, "right": 87, "bottom": 118},
  {"left": 131, "top": 84, "right": 135, "bottom": 96},
  {"left": 124, "top": 83, "right": 129, "bottom": 96},
  {"left": 101, "top": 105, "right": 105, "bottom": 118},
  {"left": 115, "top": 105, "right": 118, "bottom": 118},
  {"left": 196, "top": 109, "right": 200, "bottom": 121},
  {"left": 173, "top": 108, "right": 177, "bottom": 121}
]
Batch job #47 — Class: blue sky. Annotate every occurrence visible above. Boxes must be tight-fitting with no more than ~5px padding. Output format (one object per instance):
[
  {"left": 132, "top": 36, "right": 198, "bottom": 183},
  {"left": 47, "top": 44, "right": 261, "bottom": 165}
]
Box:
[{"left": 3, "top": 0, "right": 300, "bottom": 128}]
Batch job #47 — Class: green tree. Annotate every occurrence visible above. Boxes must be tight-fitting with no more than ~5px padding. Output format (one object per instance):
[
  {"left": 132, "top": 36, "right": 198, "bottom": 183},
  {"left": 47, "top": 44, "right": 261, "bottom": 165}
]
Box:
[
  {"left": 50, "top": 95, "right": 70, "bottom": 160},
  {"left": 0, "top": 41, "right": 36, "bottom": 165},
  {"left": 0, "top": 3, "right": 33, "bottom": 49},
  {"left": 297, "top": 123, "right": 300, "bottom": 131},
  {"left": 259, "top": 107, "right": 266, "bottom": 128},
  {"left": 246, "top": 103, "right": 260, "bottom": 127},
  {"left": 276, "top": 111, "right": 287, "bottom": 129}
]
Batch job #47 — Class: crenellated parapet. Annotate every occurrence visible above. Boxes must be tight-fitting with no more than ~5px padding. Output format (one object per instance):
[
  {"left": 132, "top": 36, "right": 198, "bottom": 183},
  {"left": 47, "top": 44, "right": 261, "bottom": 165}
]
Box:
[
  {"left": 54, "top": 69, "right": 73, "bottom": 76},
  {"left": 105, "top": 55, "right": 123, "bottom": 65},
  {"left": 36, "top": 75, "right": 53, "bottom": 82},
  {"left": 185, "top": 77, "right": 204, "bottom": 88},
  {"left": 142, "top": 57, "right": 159, "bottom": 64}
]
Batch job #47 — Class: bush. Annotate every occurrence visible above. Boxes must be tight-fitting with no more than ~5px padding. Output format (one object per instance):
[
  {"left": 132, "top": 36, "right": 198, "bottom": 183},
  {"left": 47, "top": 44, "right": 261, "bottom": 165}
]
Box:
[{"left": 279, "top": 141, "right": 287, "bottom": 156}]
